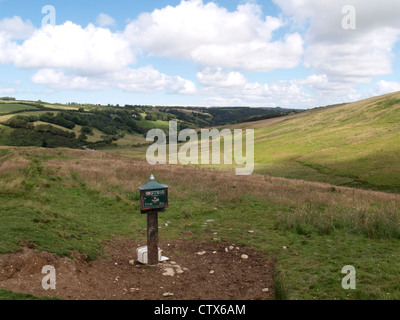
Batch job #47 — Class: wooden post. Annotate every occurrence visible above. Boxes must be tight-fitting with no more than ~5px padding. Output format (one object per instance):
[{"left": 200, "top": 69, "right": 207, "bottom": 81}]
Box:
[
  {"left": 139, "top": 175, "right": 168, "bottom": 265},
  {"left": 147, "top": 210, "right": 159, "bottom": 265}
]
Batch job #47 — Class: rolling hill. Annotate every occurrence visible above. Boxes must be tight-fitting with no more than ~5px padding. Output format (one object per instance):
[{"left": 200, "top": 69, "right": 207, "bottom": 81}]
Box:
[
  {"left": 227, "top": 91, "right": 400, "bottom": 193},
  {"left": 2, "top": 92, "right": 398, "bottom": 192},
  {"left": 0, "top": 98, "right": 297, "bottom": 150}
]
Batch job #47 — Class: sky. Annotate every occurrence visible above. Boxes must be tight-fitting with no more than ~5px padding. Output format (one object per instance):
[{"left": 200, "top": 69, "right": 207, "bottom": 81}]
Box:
[{"left": 0, "top": 0, "right": 400, "bottom": 109}]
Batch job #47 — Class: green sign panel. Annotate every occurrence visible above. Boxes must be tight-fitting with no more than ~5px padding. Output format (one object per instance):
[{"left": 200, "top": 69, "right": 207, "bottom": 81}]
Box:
[
  {"left": 139, "top": 176, "right": 169, "bottom": 213},
  {"left": 141, "top": 189, "right": 168, "bottom": 212}
]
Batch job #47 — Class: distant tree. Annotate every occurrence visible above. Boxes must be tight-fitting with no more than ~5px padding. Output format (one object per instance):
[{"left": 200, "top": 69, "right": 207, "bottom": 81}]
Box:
[
  {"left": 145, "top": 113, "right": 157, "bottom": 121},
  {"left": 81, "top": 126, "right": 94, "bottom": 136},
  {"left": 78, "top": 133, "right": 88, "bottom": 141},
  {"left": 8, "top": 117, "right": 34, "bottom": 130}
]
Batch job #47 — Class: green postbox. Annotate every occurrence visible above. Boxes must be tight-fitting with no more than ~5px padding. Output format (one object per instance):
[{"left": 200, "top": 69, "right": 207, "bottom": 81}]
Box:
[
  {"left": 138, "top": 175, "right": 168, "bottom": 265},
  {"left": 139, "top": 175, "right": 169, "bottom": 213}
]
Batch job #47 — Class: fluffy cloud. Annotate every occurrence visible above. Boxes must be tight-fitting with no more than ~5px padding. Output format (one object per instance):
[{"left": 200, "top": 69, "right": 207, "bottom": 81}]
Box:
[
  {"left": 0, "top": 16, "right": 35, "bottom": 39},
  {"left": 96, "top": 13, "right": 116, "bottom": 27},
  {"left": 304, "top": 27, "right": 399, "bottom": 83},
  {"left": 2, "top": 1, "right": 399, "bottom": 107},
  {"left": 204, "top": 78, "right": 313, "bottom": 107},
  {"left": 274, "top": 0, "right": 400, "bottom": 83},
  {"left": 0, "top": 87, "right": 15, "bottom": 94},
  {"left": 31, "top": 66, "right": 197, "bottom": 94},
  {"left": 125, "top": 0, "right": 304, "bottom": 72},
  {"left": 1, "top": 18, "right": 197, "bottom": 95},
  {"left": 13, "top": 22, "right": 134, "bottom": 75},
  {"left": 191, "top": 33, "right": 303, "bottom": 72},
  {"left": 0, "top": 16, "right": 33, "bottom": 63},
  {"left": 116, "top": 66, "right": 197, "bottom": 94},
  {"left": 373, "top": 80, "right": 400, "bottom": 96},
  {"left": 301, "top": 74, "right": 357, "bottom": 96},
  {"left": 0, "top": 32, "right": 18, "bottom": 63},
  {"left": 196, "top": 69, "right": 313, "bottom": 107},
  {"left": 31, "top": 68, "right": 107, "bottom": 91},
  {"left": 197, "top": 67, "right": 247, "bottom": 88},
  {"left": 198, "top": 69, "right": 365, "bottom": 108}
]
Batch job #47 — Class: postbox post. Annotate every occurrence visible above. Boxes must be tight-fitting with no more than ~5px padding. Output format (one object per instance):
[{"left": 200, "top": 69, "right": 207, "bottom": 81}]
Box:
[
  {"left": 147, "top": 210, "right": 159, "bottom": 265},
  {"left": 138, "top": 175, "right": 168, "bottom": 265}
]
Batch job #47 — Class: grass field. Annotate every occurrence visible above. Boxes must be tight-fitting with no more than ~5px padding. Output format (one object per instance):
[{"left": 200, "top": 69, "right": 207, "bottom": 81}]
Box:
[
  {"left": 239, "top": 92, "right": 400, "bottom": 193},
  {"left": 101, "top": 92, "right": 400, "bottom": 194},
  {"left": 0, "top": 111, "right": 59, "bottom": 124},
  {"left": 1, "top": 92, "right": 400, "bottom": 300},
  {"left": 1, "top": 147, "right": 400, "bottom": 300},
  {"left": 40, "top": 103, "right": 81, "bottom": 111},
  {"left": 33, "top": 121, "right": 106, "bottom": 144},
  {"left": 0, "top": 100, "right": 152, "bottom": 147},
  {"left": 0, "top": 103, "right": 40, "bottom": 114},
  {"left": 135, "top": 119, "right": 170, "bottom": 133}
]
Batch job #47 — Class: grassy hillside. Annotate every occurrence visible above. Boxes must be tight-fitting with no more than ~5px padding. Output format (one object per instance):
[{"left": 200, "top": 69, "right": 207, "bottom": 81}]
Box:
[
  {"left": 0, "top": 102, "right": 40, "bottom": 114},
  {"left": 1, "top": 147, "right": 400, "bottom": 300},
  {"left": 0, "top": 99, "right": 296, "bottom": 151},
  {"left": 1, "top": 92, "right": 400, "bottom": 300},
  {"left": 229, "top": 91, "right": 400, "bottom": 193},
  {"left": 111, "top": 92, "right": 400, "bottom": 193}
]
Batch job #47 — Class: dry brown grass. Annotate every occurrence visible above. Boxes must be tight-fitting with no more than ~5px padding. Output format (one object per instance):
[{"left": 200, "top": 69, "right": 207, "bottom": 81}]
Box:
[
  {"left": 4, "top": 146, "right": 395, "bottom": 206},
  {"left": 2, "top": 146, "right": 400, "bottom": 238}
]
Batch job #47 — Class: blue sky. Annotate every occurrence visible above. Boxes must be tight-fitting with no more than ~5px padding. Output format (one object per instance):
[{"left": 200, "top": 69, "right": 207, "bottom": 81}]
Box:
[{"left": 0, "top": 0, "right": 400, "bottom": 108}]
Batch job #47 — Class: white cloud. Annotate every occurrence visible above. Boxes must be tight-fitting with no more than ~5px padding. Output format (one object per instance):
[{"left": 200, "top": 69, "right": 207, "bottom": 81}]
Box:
[
  {"left": 0, "top": 16, "right": 197, "bottom": 96},
  {"left": 96, "top": 13, "right": 116, "bottom": 27},
  {"left": 0, "top": 32, "right": 18, "bottom": 63},
  {"left": 197, "top": 67, "right": 247, "bottom": 88},
  {"left": 274, "top": 0, "right": 400, "bottom": 84},
  {"left": 13, "top": 22, "right": 135, "bottom": 75},
  {"left": 124, "top": 0, "right": 304, "bottom": 72},
  {"left": 239, "top": 80, "right": 310, "bottom": 106},
  {"left": 115, "top": 66, "right": 197, "bottom": 94},
  {"left": 168, "top": 76, "right": 197, "bottom": 95},
  {"left": 198, "top": 70, "right": 365, "bottom": 108},
  {"left": 1, "top": 1, "right": 399, "bottom": 108},
  {"left": 373, "top": 80, "right": 400, "bottom": 95},
  {"left": 304, "top": 27, "right": 399, "bottom": 83},
  {"left": 192, "top": 33, "right": 303, "bottom": 72},
  {"left": 0, "top": 87, "right": 15, "bottom": 94},
  {"left": 301, "top": 74, "right": 356, "bottom": 95},
  {"left": 31, "top": 69, "right": 107, "bottom": 91},
  {"left": 199, "top": 74, "right": 313, "bottom": 108},
  {"left": 31, "top": 66, "right": 197, "bottom": 94},
  {"left": 0, "top": 16, "right": 35, "bottom": 39}
]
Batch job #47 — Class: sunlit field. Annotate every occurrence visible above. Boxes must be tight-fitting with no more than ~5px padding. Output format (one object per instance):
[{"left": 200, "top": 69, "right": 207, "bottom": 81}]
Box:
[{"left": 1, "top": 147, "right": 400, "bottom": 299}]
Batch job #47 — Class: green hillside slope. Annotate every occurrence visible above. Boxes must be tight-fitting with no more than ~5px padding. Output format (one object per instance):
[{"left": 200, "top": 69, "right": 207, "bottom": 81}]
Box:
[
  {"left": 242, "top": 91, "right": 400, "bottom": 192},
  {"left": 0, "top": 99, "right": 296, "bottom": 150}
]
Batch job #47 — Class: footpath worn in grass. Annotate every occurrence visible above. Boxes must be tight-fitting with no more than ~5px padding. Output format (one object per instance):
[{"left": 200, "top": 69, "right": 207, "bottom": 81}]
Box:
[
  {"left": 1, "top": 147, "right": 400, "bottom": 300},
  {"left": 0, "top": 155, "right": 146, "bottom": 259}
]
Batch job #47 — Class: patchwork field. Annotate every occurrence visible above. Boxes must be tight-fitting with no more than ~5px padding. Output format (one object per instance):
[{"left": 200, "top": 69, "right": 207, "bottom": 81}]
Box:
[{"left": 0, "top": 103, "right": 40, "bottom": 114}]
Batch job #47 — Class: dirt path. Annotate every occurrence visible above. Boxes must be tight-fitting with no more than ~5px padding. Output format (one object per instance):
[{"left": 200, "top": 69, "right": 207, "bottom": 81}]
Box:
[{"left": 0, "top": 237, "right": 275, "bottom": 300}]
